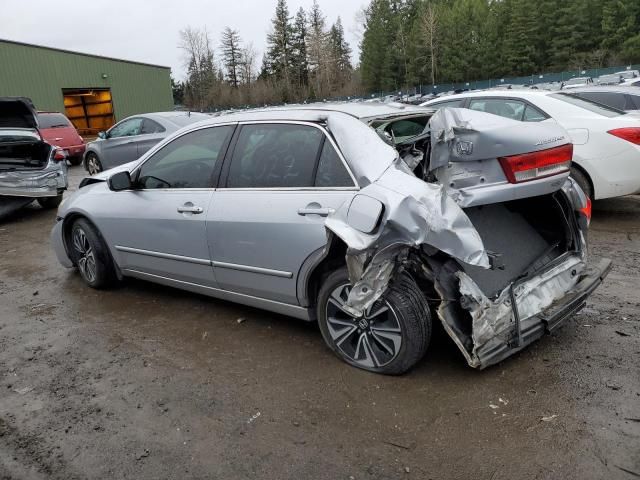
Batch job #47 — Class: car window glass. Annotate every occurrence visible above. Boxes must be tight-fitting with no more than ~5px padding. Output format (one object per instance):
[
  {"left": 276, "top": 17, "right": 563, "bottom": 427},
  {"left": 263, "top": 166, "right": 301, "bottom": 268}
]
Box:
[
  {"left": 522, "top": 104, "right": 547, "bottom": 122},
  {"left": 137, "top": 126, "right": 233, "bottom": 189},
  {"left": 108, "top": 118, "right": 143, "bottom": 138},
  {"left": 550, "top": 93, "right": 624, "bottom": 117},
  {"left": 226, "top": 124, "right": 323, "bottom": 188},
  {"left": 628, "top": 94, "right": 640, "bottom": 110},
  {"left": 315, "top": 141, "right": 354, "bottom": 188},
  {"left": 141, "top": 118, "right": 166, "bottom": 134},
  {"left": 577, "top": 92, "right": 626, "bottom": 110},
  {"left": 37, "top": 113, "right": 71, "bottom": 129},
  {"left": 430, "top": 99, "right": 463, "bottom": 109},
  {"left": 469, "top": 99, "right": 525, "bottom": 121}
]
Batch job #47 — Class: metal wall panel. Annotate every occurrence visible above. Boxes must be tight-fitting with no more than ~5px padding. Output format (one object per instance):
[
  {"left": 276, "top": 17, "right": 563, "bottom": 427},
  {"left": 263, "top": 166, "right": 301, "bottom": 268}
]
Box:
[{"left": 0, "top": 40, "right": 173, "bottom": 121}]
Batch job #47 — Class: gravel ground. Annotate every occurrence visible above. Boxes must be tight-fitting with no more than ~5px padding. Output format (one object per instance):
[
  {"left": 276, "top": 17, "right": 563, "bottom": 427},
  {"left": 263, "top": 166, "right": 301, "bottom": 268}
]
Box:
[{"left": 0, "top": 166, "right": 638, "bottom": 480}]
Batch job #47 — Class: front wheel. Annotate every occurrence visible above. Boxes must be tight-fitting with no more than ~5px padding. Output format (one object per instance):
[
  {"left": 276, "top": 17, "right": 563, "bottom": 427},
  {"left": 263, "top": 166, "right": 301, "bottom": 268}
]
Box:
[
  {"left": 37, "top": 194, "right": 63, "bottom": 210},
  {"left": 68, "top": 218, "right": 116, "bottom": 289},
  {"left": 317, "top": 268, "right": 432, "bottom": 375},
  {"left": 85, "top": 153, "right": 102, "bottom": 175}
]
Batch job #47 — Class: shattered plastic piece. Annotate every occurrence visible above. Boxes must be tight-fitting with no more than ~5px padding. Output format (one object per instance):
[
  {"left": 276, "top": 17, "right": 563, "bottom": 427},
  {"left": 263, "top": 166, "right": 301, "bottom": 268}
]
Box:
[
  {"left": 489, "top": 404, "right": 499, "bottom": 410},
  {"left": 13, "top": 386, "right": 34, "bottom": 395},
  {"left": 541, "top": 415, "right": 559, "bottom": 422},
  {"left": 237, "top": 317, "right": 246, "bottom": 324}
]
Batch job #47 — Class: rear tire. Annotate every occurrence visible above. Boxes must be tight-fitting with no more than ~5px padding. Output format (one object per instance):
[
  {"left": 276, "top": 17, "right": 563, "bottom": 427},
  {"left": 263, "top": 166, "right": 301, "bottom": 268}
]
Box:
[
  {"left": 570, "top": 166, "right": 593, "bottom": 200},
  {"left": 317, "top": 268, "right": 431, "bottom": 375},
  {"left": 67, "top": 218, "right": 116, "bottom": 289},
  {"left": 85, "top": 152, "right": 102, "bottom": 175},
  {"left": 37, "top": 195, "right": 63, "bottom": 210},
  {"left": 68, "top": 156, "right": 83, "bottom": 166}
]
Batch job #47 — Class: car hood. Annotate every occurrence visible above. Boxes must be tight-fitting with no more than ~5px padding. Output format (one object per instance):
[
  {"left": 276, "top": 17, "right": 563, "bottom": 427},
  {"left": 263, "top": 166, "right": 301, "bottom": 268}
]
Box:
[{"left": 0, "top": 97, "right": 39, "bottom": 131}]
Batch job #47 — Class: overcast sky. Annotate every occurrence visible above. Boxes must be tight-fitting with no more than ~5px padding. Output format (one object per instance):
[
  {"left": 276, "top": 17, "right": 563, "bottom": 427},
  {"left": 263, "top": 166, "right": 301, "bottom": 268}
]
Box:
[{"left": 1, "top": 0, "right": 366, "bottom": 80}]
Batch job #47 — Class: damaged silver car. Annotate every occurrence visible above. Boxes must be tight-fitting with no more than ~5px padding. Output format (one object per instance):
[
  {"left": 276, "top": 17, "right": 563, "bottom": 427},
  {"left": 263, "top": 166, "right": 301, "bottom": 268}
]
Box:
[
  {"left": 1, "top": 97, "right": 68, "bottom": 219},
  {"left": 50, "top": 103, "right": 611, "bottom": 374}
]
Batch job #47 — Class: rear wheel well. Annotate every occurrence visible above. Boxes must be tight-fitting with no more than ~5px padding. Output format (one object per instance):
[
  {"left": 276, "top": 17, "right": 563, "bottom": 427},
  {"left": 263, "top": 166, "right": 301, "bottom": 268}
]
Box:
[
  {"left": 570, "top": 163, "right": 594, "bottom": 199},
  {"left": 305, "top": 236, "right": 348, "bottom": 308}
]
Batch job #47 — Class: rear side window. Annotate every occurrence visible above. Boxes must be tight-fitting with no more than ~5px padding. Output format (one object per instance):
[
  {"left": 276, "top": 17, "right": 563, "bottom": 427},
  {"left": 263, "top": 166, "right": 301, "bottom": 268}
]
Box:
[
  {"left": 550, "top": 93, "right": 624, "bottom": 117},
  {"left": 315, "top": 141, "right": 354, "bottom": 187},
  {"left": 226, "top": 124, "right": 324, "bottom": 188},
  {"left": 141, "top": 118, "right": 166, "bottom": 134},
  {"left": 37, "top": 113, "right": 71, "bottom": 128},
  {"left": 575, "top": 92, "right": 627, "bottom": 111},
  {"left": 429, "top": 99, "right": 464, "bottom": 109}
]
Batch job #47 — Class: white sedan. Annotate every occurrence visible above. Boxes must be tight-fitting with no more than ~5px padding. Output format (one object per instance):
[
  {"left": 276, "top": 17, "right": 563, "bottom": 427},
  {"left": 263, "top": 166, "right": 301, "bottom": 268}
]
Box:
[{"left": 422, "top": 90, "right": 640, "bottom": 199}]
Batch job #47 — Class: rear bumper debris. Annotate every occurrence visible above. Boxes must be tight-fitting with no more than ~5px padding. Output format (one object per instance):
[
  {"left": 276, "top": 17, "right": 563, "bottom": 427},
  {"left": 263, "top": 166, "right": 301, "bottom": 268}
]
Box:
[{"left": 457, "top": 256, "right": 612, "bottom": 369}]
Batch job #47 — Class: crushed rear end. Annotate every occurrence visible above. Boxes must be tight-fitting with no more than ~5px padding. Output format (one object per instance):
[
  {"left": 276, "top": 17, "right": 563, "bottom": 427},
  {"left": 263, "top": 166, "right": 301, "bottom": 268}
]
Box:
[
  {"left": 0, "top": 97, "right": 68, "bottom": 217},
  {"left": 325, "top": 108, "right": 610, "bottom": 369}
]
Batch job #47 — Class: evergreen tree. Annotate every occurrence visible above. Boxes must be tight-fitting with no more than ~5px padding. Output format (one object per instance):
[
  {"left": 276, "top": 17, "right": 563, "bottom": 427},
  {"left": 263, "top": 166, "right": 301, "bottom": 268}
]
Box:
[
  {"left": 360, "top": 0, "right": 395, "bottom": 91},
  {"left": 220, "top": 27, "right": 243, "bottom": 88},
  {"left": 307, "top": 0, "right": 329, "bottom": 96},
  {"left": 265, "top": 0, "right": 294, "bottom": 86},
  {"left": 328, "top": 17, "right": 352, "bottom": 89},
  {"left": 291, "top": 8, "right": 309, "bottom": 87}
]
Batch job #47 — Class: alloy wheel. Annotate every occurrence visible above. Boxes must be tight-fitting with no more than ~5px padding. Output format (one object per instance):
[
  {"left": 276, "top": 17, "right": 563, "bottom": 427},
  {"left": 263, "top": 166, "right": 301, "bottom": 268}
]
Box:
[
  {"left": 72, "top": 227, "right": 97, "bottom": 283},
  {"left": 86, "top": 155, "right": 101, "bottom": 175},
  {"left": 325, "top": 283, "right": 402, "bottom": 369}
]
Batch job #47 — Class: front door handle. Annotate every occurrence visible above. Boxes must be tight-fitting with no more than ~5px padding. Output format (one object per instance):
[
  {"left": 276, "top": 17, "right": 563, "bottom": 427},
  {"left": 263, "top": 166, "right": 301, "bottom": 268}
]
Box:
[
  {"left": 297, "top": 207, "right": 334, "bottom": 217},
  {"left": 177, "top": 203, "right": 204, "bottom": 214}
]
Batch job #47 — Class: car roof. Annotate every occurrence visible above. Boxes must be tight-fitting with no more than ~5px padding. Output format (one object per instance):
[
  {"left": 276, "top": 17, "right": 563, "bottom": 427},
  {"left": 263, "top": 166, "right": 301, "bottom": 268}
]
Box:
[
  {"left": 184, "top": 102, "right": 432, "bottom": 125},
  {"left": 425, "top": 90, "right": 555, "bottom": 102}
]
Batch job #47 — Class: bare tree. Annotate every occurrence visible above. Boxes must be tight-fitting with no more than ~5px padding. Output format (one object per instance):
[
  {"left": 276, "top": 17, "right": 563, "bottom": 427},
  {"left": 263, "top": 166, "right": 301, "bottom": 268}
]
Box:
[
  {"left": 240, "top": 43, "right": 258, "bottom": 86},
  {"left": 179, "top": 27, "right": 216, "bottom": 110},
  {"left": 419, "top": 2, "right": 439, "bottom": 85}
]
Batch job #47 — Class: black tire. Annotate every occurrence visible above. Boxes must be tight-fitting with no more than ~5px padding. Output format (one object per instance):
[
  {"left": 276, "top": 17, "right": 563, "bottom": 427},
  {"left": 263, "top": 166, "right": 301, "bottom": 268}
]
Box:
[
  {"left": 67, "top": 218, "right": 116, "bottom": 289},
  {"left": 570, "top": 166, "right": 593, "bottom": 200},
  {"left": 37, "top": 194, "right": 63, "bottom": 210},
  {"left": 317, "top": 268, "right": 431, "bottom": 375},
  {"left": 68, "top": 156, "right": 83, "bottom": 166},
  {"left": 85, "top": 152, "right": 102, "bottom": 175}
]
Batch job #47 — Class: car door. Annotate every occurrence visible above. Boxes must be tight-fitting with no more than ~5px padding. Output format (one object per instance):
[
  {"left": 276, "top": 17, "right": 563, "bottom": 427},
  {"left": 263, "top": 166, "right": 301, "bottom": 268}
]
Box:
[
  {"left": 207, "top": 122, "right": 358, "bottom": 305},
  {"left": 101, "top": 117, "right": 143, "bottom": 168},
  {"left": 136, "top": 118, "right": 167, "bottom": 157},
  {"left": 98, "top": 124, "right": 235, "bottom": 286}
]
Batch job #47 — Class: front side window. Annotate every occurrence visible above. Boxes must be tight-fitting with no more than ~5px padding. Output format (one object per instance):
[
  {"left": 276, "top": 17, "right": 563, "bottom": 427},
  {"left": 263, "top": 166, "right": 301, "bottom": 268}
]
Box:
[
  {"left": 108, "top": 118, "right": 143, "bottom": 138},
  {"left": 226, "top": 124, "right": 324, "bottom": 188},
  {"left": 137, "top": 126, "right": 233, "bottom": 189}
]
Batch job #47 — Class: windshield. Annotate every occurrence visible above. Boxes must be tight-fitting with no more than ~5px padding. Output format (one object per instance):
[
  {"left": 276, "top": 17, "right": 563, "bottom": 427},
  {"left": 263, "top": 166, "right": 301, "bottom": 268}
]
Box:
[
  {"left": 550, "top": 93, "right": 626, "bottom": 117},
  {"left": 37, "top": 113, "right": 71, "bottom": 129},
  {"left": 370, "top": 115, "right": 431, "bottom": 144}
]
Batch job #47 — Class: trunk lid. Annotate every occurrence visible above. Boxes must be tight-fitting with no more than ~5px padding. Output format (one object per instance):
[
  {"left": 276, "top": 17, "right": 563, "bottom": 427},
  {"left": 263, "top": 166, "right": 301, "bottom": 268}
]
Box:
[{"left": 0, "top": 97, "right": 39, "bottom": 131}]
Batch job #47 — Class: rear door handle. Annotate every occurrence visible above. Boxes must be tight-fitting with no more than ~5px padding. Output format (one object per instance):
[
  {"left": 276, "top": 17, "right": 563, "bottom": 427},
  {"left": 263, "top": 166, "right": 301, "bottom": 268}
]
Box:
[
  {"left": 297, "top": 207, "right": 334, "bottom": 217},
  {"left": 177, "top": 203, "right": 204, "bottom": 214}
]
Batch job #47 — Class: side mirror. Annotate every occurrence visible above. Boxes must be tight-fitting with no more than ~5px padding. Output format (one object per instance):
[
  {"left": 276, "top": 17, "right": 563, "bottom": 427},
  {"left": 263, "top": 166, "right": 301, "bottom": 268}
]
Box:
[
  {"left": 98, "top": 131, "right": 107, "bottom": 139},
  {"left": 108, "top": 171, "right": 133, "bottom": 191}
]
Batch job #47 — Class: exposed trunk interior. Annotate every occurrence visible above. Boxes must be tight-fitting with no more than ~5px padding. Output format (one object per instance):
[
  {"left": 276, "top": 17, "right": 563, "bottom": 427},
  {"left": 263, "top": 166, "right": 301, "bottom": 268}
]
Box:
[
  {"left": 463, "top": 193, "right": 575, "bottom": 298},
  {"left": 0, "top": 139, "right": 51, "bottom": 170}
]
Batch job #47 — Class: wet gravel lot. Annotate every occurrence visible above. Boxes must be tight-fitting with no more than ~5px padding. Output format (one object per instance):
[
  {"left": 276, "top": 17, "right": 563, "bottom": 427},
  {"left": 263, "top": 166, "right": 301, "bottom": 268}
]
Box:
[{"left": 1, "top": 165, "right": 639, "bottom": 479}]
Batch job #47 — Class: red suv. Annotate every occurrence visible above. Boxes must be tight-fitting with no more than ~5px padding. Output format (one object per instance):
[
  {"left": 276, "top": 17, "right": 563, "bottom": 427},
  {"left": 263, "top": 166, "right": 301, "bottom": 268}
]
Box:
[{"left": 37, "top": 112, "right": 85, "bottom": 165}]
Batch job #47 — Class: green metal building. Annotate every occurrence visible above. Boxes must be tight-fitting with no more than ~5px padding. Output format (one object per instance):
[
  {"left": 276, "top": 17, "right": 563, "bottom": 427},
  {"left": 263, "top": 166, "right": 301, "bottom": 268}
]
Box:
[{"left": 0, "top": 39, "right": 173, "bottom": 134}]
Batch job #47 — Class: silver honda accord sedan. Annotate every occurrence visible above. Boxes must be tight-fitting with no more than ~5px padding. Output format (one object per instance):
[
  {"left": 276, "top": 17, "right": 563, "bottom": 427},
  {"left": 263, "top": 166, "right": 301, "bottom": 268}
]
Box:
[{"left": 51, "top": 103, "right": 610, "bottom": 374}]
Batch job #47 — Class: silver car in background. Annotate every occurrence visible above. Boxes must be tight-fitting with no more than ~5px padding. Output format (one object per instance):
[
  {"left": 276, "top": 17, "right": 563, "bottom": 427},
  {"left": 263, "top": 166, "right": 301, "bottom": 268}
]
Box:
[
  {"left": 83, "top": 111, "right": 210, "bottom": 175},
  {"left": 51, "top": 104, "right": 610, "bottom": 374}
]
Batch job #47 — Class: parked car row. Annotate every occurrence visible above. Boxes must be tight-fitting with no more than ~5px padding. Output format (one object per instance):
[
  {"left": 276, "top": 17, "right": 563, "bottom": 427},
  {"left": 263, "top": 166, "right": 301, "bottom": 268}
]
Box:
[{"left": 422, "top": 88, "right": 640, "bottom": 200}]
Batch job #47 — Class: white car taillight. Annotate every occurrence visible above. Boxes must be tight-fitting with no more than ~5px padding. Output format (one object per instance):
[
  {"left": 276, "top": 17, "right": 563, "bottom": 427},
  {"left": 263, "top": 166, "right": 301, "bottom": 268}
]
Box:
[
  {"left": 498, "top": 144, "right": 573, "bottom": 184},
  {"left": 608, "top": 127, "right": 640, "bottom": 145}
]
